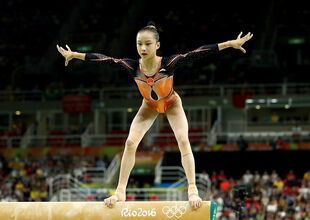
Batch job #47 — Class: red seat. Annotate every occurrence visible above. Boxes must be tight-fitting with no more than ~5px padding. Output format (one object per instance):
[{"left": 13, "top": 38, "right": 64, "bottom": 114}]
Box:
[
  {"left": 126, "top": 195, "right": 135, "bottom": 201},
  {"left": 150, "top": 195, "right": 159, "bottom": 201}
]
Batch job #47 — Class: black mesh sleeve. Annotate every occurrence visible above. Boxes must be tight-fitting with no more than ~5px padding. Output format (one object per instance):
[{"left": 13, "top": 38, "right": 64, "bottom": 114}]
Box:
[
  {"left": 165, "top": 44, "right": 219, "bottom": 71},
  {"left": 85, "top": 53, "right": 137, "bottom": 75}
]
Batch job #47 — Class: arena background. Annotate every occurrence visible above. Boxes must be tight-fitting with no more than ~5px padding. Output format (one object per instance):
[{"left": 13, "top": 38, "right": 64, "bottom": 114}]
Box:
[{"left": 1, "top": 0, "right": 310, "bottom": 219}]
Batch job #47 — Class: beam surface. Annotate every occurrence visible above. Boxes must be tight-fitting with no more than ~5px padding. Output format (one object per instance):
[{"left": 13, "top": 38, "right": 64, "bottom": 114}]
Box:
[{"left": 0, "top": 201, "right": 217, "bottom": 220}]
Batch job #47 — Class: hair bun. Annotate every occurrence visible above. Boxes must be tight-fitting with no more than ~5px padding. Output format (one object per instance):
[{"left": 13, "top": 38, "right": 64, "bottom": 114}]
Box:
[{"left": 146, "top": 21, "right": 157, "bottom": 30}]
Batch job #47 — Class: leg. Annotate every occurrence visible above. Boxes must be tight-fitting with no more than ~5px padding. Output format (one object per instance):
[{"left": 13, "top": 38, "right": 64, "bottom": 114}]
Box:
[
  {"left": 104, "top": 100, "right": 158, "bottom": 207},
  {"left": 166, "top": 98, "right": 202, "bottom": 209}
]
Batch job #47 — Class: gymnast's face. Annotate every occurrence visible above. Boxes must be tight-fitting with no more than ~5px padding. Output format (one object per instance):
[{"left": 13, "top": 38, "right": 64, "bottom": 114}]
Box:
[{"left": 136, "top": 31, "right": 160, "bottom": 59}]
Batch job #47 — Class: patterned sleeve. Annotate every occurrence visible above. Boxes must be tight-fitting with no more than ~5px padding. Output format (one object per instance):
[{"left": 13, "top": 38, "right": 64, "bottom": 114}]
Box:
[
  {"left": 85, "top": 53, "right": 137, "bottom": 74},
  {"left": 165, "top": 44, "right": 219, "bottom": 71}
]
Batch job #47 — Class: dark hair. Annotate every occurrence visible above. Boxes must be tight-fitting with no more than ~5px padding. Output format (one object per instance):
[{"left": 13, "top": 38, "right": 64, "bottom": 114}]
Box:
[{"left": 138, "top": 21, "right": 160, "bottom": 42}]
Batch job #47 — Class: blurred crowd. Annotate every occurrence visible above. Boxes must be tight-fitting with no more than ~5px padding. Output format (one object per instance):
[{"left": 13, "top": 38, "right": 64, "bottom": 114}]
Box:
[
  {"left": 0, "top": 155, "right": 108, "bottom": 202},
  {"left": 205, "top": 169, "right": 310, "bottom": 220}
]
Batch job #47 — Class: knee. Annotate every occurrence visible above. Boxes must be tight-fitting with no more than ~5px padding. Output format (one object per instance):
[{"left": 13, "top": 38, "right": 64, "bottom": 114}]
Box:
[
  {"left": 125, "top": 139, "right": 137, "bottom": 152},
  {"left": 177, "top": 137, "right": 191, "bottom": 153},
  {"left": 177, "top": 136, "right": 190, "bottom": 147}
]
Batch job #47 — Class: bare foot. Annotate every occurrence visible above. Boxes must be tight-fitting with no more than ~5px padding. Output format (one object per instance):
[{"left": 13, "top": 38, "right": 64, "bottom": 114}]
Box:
[
  {"left": 188, "top": 185, "right": 202, "bottom": 210},
  {"left": 104, "top": 189, "right": 126, "bottom": 208}
]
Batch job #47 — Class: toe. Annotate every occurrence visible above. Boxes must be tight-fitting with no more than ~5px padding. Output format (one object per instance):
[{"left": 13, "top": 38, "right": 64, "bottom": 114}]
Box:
[
  {"left": 190, "top": 201, "right": 195, "bottom": 209},
  {"left": 196, "top": 201, "right": 201, "bottom": 209},
  {"left": 194, "top": 201, "right": 198, "bottom": 209},
  {"left": 198, "top": 199, "right": 202, "bottom": 208},
  {"left": 104, "top": 199, "right": 110, "bottom": 207}
]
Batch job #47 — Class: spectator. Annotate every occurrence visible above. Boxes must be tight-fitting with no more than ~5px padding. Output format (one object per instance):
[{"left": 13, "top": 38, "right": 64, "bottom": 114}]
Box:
[
  {"left": 271, "top": 170, "right": 279, "bottom": 182},
  {"left": 262, "top": 170, "right": 270, "bottom": 183},
  {"left": 30, "top": 185, "right": 40, "bottom": 201},
  {"left": 273, "top": 177, "right": 284, "bottom": 190},
  {"left": 39, "top": 183, "right": 48, "bottom": 201},
  {"left": 253, "top": 170, "right": 261, "bottom": 183},
  {"left": 266, "top": 200, "right": 278, "bottom": 214},
  {"left": 217, "top": 170, "right": 227, "bottom": 182},
  {"left": 242, "top": 169, "right": 253, "bottom": 184},
  {"left": 210, "top": 171, "right": 218, "bottom": 185},
  {"left": 219, "top": 178, "right": 231, "bottom": 192},
  {"left": 286, "top": 169, "right": 297, "bottom": 187},
  {"left": 303, "top": 170, "right": 310, "bottom": 181},
  {"left": 298, "top": 182, "right": 309, "bottom": 199}
]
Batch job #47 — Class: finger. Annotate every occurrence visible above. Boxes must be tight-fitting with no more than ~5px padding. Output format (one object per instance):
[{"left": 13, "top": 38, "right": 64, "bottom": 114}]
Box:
[
  {"left": 247, "top": 33, "right": 254, "bottom": 41},
  {"left": 57, "top": 47, "right": 64, "bottom": 55},
  {"left": 237, "top": 31, "right": 243, "bottom": 39},
  {"left": 243, "top": 33, "right": 253, "bottom": 43},
  {"left": 240, "top": 47, "right": 246, "bottom": 53},
  {"left": 56, "top": 45, "right": 62, "bottom": 53},
  {"left": 242, "top": 32, "right": 250, "bottom": 40},
  {"left": 245, "top": 32, "right": 251, "bottom": 39},
  {"left": 66, "top": 44, "right": 71, "bottom": 51}
]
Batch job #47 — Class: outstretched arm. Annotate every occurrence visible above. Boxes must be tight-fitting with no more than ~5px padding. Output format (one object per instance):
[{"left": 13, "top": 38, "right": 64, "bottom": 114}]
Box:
[
  {"left": 56, "top": 45, "right": 85, "bottom": 66},
  {"left": 56, "top": 44, "right": 136, "bottom": 73},
  {"left": 166, "top": 32, "right": 253, "bottom": 70},
  {"left": 218, "top": 32, "right": 253, "bottom": 53}
]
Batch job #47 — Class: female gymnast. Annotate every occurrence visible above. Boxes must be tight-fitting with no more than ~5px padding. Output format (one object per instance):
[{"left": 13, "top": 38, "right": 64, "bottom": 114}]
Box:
[{"left": 57, "top": 23, "right": 253, "bottom": 209}]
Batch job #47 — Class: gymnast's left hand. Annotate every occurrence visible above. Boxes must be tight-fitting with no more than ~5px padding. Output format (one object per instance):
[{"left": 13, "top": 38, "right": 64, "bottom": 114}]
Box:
[{"left": 229, "top": 32, "right": 253, "bottom": 53}]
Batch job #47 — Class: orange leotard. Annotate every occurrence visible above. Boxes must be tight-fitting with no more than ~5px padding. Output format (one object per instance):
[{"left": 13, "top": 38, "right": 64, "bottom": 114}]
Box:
[
  {"left": 85, "top": 44, "right": 219, "bottom": 113},
  {"left": 134, "top": 58, "right": 179, "bottom": 113}
]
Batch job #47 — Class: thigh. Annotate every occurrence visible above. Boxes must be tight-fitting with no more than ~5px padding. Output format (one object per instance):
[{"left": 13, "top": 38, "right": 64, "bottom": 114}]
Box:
[
  {"left": 165, "top": 98, "right": 189, "bottom": 139},
  {"left": 127, "top": 100, "right": 159, "bottom": 144}
]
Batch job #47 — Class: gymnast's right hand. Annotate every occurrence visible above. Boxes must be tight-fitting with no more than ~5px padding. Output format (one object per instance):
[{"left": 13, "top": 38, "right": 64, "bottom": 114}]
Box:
[{"left": 56, "top": 44, "right": 74, "bottom": 66}]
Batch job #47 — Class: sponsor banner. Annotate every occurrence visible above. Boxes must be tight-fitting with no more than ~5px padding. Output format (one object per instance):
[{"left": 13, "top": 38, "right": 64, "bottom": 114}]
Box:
[{"left": 299, "top": 143, "right": 310, "bottom": 150}]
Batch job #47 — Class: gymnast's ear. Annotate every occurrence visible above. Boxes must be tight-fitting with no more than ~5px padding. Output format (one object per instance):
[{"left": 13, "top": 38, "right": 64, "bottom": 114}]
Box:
[{"left": 156, "top": 41, "right": 160, "bottom": 50}]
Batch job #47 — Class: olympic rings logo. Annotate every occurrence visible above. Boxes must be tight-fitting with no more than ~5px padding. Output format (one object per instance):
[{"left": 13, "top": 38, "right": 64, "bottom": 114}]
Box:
[{"left": 162, "top": 204, "right": 187, "bottom": 218}]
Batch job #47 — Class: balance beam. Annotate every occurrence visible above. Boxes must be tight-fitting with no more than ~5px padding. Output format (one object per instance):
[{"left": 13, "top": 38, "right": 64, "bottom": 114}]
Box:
[{"left": 0, "top": 201, "right": 217, "bottom": 220}]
